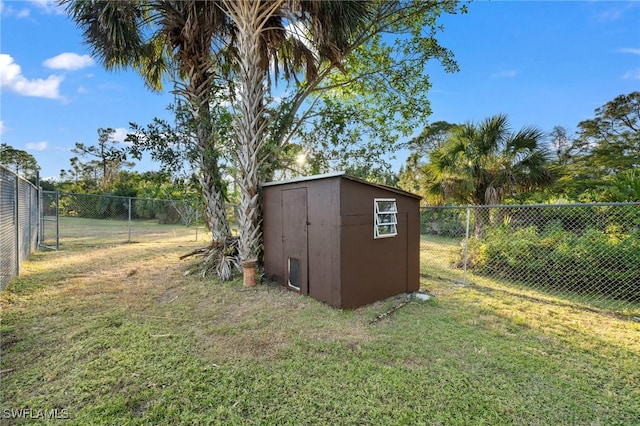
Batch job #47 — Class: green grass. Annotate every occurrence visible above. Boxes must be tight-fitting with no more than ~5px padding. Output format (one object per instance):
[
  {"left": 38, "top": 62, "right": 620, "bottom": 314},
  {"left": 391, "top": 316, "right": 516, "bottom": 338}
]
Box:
[
  {"left": 1, "top": 235, "right": 639, "bottom": 424},
  {"left": 42, "top": 216, "right": 207, "bottom": 249}
]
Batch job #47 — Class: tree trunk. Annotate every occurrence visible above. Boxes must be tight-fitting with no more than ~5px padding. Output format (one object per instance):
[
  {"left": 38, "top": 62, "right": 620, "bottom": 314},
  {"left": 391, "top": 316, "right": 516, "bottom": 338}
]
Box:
[
  {"left": 178, "top": 53, "right": 232, "bottom": 245},
  {"left": 223, "top": 0, "right": 283, "bottom": 286},
  {"left": 199, "top": 149, "right": 231, "bottom": 242},
  {"left": 474, "top": 207, "right": 490, "bottom": 239}
]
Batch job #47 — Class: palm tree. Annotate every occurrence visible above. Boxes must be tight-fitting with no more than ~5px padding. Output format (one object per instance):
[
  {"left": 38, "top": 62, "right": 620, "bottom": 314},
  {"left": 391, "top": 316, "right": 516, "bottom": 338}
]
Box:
[
  {"left": 64, "top": 0, "right": 461, "bottom": 286},
  {"left": 219, "top": 0, "right": 373, "bottom": 285},
  {"left": 427, "top": 114, "right": 554, "bottom": 236},
  {"left": 61, "top": 0, "right": 233, "bottom": 243}
]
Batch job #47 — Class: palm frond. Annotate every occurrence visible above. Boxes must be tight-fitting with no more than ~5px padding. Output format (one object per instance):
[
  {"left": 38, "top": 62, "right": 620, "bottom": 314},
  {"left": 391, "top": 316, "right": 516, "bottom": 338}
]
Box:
[{"left": 62, "top": 0, "right": 148, "bottom": 71}]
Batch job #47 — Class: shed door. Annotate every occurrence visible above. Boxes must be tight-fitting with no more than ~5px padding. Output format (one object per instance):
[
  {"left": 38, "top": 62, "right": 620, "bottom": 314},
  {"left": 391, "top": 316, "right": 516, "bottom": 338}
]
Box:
[{"left": 282, "top": 188, "right": 308, "bottom": 294}]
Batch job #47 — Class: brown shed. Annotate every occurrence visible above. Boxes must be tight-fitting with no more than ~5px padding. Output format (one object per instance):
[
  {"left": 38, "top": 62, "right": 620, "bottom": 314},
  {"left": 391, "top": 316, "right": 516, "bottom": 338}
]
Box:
[{"left": 262, "top": 172, "right": 421, "bottom": 309}]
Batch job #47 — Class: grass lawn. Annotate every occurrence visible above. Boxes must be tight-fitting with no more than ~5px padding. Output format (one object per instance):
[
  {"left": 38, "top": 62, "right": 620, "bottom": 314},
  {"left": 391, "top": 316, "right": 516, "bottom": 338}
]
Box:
[
  {"left": 1, "top": 232, "right": 639, "bottom": 424},
  {"left": 42, "top": 216, "right": 206, "bottom": 249}
]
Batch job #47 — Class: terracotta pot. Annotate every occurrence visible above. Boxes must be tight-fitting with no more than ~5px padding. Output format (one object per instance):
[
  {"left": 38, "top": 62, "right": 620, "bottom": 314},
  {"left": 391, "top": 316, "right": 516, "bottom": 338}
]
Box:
[{"left": 241, "top": 260, "right": 258, "bottom": 287}]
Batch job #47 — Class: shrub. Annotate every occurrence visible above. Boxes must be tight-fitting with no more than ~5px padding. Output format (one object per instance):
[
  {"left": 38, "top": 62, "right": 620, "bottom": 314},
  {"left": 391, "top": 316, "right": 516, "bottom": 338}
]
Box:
[
  {"left": 466, "top": 224, "right": 640, "bottom": 301},
  {"left": 421, "top": 208, "right": 466, "bottom": 237}
]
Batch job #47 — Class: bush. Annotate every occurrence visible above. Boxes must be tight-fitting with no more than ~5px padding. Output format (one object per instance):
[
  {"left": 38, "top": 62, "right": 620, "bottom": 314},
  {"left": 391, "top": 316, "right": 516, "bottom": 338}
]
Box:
[
  {"left": 466, "top": 224, "right": 640, "bottom": 301},
  {"left": 421, "top": 208, "right": 466, "bottom": 237}
]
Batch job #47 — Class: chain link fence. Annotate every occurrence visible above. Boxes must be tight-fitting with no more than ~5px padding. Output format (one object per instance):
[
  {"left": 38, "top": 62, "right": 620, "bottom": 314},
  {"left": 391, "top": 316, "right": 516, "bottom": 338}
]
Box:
[
  {"left": 0, "top": 166, "right": 39, "bottom": 290},
  {"left": 41, "top": 192, "right": 239, "bottom": 248},
  {"left": 420, "top": 203, "right": 640, "bottom": 316},
  {"left": 42, "top": 191, "right": 237, "bottom": 249}
]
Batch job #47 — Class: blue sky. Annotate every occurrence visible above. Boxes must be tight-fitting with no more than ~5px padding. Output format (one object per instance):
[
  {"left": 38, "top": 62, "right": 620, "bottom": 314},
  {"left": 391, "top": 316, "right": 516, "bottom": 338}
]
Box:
[{"left": 1, "top": 0, "right": 639, "bottom": 181}]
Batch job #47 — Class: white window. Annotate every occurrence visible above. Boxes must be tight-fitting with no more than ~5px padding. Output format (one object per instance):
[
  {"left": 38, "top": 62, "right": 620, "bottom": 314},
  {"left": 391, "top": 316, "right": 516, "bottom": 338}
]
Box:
[{"left": 374, "top": 198, "right": 397, "bottom": 239}]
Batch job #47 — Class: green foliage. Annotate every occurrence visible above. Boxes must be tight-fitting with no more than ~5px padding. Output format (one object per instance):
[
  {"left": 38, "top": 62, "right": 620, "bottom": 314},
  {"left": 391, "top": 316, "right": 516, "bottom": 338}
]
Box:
[
  {"left": 467, "top": 222, "right": 640, "bottom": 301},
  {"left": 420, "top": 207, "right": 466, "bottom": 237},
  {"left": 0, "top": 143, "right": 40, "bottom": 178},
  {"left": 548, "top": 92, "right": 640, "bottom": 200},
  {"left": 127, "top": 102, "right": 233, "bottom": 183},
  {"left": 57, "top": 193, "right": 123, "bottom": 219},
  {"left": 581, "top": 169, "right": 640, "bottom": 202},
  {"left": 427, "top": 114, "right": 554, "bottom": 206},
  {"left": 398, "top": 122, "right": 459, "bottom": 199},
  {"left": 401, "top": 115, "right": 554, "bottom": 206},
  {"left": 402, "top": 93, "right": 639, "bottom": 205},
  {"left": 61, "top": 128, "right": 134, "bottom": 192},
  {"left": 35, "top": 178, "right": 56, "bottom": 191},
  {"left": 287, "top": 2, "right": 463, "bottom": 182},
  {"left": 576, "top": 91, "right": 640, "bottom": 175}
]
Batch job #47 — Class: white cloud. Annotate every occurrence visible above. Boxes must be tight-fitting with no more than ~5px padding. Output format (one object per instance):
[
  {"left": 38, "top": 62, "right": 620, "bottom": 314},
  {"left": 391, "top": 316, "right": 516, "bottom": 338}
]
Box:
[
  {"left": 113, "top": 128, "right": 130, "bottom": 143},
  {"left": 594, "top": 2, "right": 640, "bottom": 23},
  {"left": 491, "top": 70, "right": 518, "bottom": 78},
  {"left": 0, "top": 54, "right": 63, "bottom": 99},
  {"left": 25, "top": 141, "right": 48, "bottom": 151},
  {"left": 44, "top": 52, "right": 94, "bottom": 71},
  {"left": 28, "top": 0, "right": 64, "bottom": 15},
  {"left": 616, "top": 47, "right": 640, "bottom": 55},
  {"left": 0, "top": 2, "right": 28, "bottom": 18},
  {"left": 0, "top": 120, "right": 5, "bottom": 135},
  {"left": 597, "top": 8, "right": 623, "bottom": 21},
  {"left": 622, "top": 68, "right": 640, "bottom": 80},
  {"left": 1, "top": 0, "right": 63, "bottom": 17}
]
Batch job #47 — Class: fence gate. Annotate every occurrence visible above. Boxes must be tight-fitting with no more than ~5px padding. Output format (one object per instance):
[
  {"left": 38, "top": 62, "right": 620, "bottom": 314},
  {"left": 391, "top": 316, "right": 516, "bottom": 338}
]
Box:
[{"left": 40, "top": 190, "right": 59, "bottom": 250}]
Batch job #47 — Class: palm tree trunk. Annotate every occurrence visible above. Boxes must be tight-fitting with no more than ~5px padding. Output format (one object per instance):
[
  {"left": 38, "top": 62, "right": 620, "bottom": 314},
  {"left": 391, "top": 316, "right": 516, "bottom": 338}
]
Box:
[
  {"left": 474, "top": 207, "right": 490, "bottom": 239},
  {"left": 198, "top": 143, "right": 231, "bottom": 243},
  {"left": 178, "top": 46, "right": 232, "bottom": 245},
  {"left": 222, "top": 0, "right": 283, "bottom": 286}
]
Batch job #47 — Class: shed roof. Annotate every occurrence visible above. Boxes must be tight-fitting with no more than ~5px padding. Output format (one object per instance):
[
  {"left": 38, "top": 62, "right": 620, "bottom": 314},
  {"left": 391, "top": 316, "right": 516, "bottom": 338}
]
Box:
[{"left": 261, "top": 171, "right": 422, "bottom": 200}]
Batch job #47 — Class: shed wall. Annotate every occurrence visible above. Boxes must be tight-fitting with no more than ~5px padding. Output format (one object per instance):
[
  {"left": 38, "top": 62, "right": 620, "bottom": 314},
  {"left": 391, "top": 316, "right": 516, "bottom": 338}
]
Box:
[
  {"left": 262, "top": 178, "right": 342, "bottom": 306},
  {"left": 306, "top": 178, "right": 341, "bottom": 306},
  {"left": 339, "top": 179, "right": 420, "bottom": 308},
  {"left": 262, "top": 186, "right": 284, "bottom": 282}
]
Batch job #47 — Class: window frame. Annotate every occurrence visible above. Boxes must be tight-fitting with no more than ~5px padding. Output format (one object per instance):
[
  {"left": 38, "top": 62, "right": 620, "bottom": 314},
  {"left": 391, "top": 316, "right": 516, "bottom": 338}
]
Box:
[{"left": 374, "top": 198, "right": 398, "bottom": 239}]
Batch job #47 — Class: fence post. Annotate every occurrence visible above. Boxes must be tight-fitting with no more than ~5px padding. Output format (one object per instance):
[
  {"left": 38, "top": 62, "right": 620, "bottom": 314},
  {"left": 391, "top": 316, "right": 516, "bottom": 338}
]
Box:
[
  {"left": 14, "top": 174, "right": 19, "bottom": 276},
  {"left": 38, "top": 185, "right": 43, "bottom": 250},
  {"left": 35, "top": 173, "right": 40, "bottom": 251},
  {"left": 128, "top": 197, "right": 132, "bottom": 243},
  {"left": 55, "top": 191, "right": 59, "bottom": 250},
  {"left": 462, "top": 207, "right": 471, "bottom": 285}
]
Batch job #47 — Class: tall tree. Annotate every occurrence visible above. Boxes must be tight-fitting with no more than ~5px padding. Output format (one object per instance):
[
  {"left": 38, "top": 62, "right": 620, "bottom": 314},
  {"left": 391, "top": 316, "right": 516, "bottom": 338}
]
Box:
[
  {"left": 72, "top": 128, "right": 133, "bottom": 191},
  {"left": 576, "top": 91, "right": 640, "bottom": 176},
  {"left": 219, "top": 0, "right": 377, "bottom": 285},
  {"left": 64, "top": 0, "right": 464, "bottom": 286},
  {"left": 546, "top": 92, "right": 640, "bottom": 200},
  {"left": 219, "top": 0, "right": 462, "bottom": 285},
  {"left": 427, "top": 114, "right": 554, "bottom": 235},
  {"left": 62, "top": 0, "right": 233, "bottom": 243},
  {"left": 397, "top": 121, "right": 459, "bottom": 198},
  {"left": 0, "top": 143, "right": 40, "bottom": 178},
  {"left": 258, "top": 1, "right": 461, "bottom": 181},
  {"left": 126, "top": 101, "right": 235, "bottom": 199}
]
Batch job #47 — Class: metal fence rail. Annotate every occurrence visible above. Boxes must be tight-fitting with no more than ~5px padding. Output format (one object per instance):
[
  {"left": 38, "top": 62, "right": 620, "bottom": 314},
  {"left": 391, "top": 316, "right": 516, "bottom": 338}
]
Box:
[
  {"left": 420, "top": 203, "right": 640, "bottom": 316},
  {"left": 0, "top": 166, "right": 39, "bottom": 290}
]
